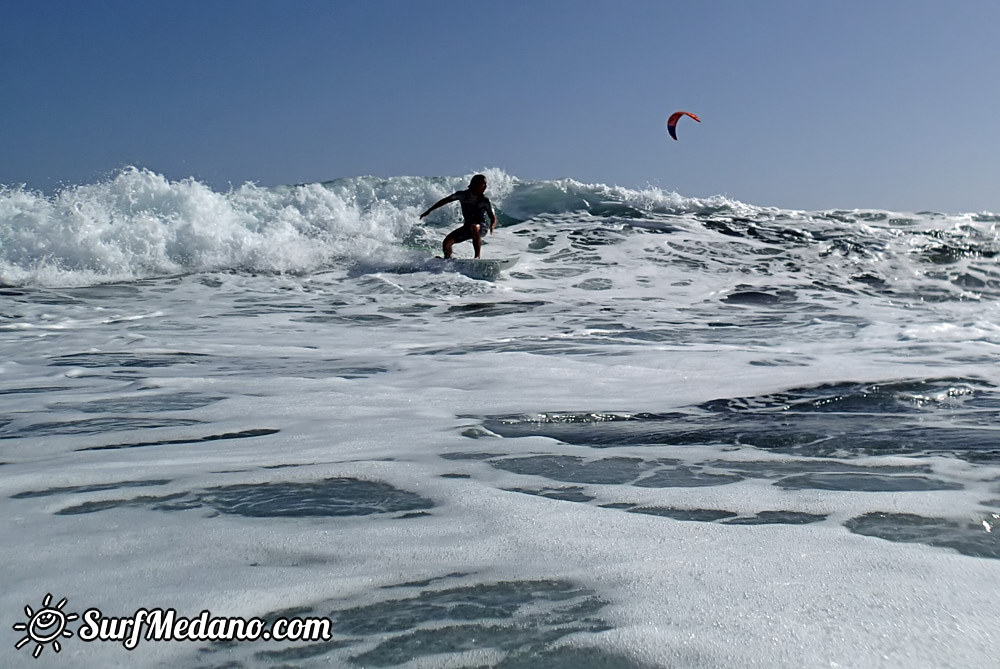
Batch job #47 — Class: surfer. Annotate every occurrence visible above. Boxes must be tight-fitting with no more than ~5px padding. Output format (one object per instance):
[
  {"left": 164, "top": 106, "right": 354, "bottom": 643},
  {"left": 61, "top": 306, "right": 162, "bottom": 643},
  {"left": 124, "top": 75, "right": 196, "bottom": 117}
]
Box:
[{"left": 420, "top": 174, "right": 497, "bottom": 259}]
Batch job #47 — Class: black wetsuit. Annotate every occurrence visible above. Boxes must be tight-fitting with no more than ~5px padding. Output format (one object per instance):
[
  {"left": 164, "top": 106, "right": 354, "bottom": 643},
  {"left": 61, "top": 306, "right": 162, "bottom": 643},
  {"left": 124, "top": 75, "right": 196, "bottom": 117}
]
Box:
[{"left": 445, "top": 189, "right": 493, "bottom": 242}]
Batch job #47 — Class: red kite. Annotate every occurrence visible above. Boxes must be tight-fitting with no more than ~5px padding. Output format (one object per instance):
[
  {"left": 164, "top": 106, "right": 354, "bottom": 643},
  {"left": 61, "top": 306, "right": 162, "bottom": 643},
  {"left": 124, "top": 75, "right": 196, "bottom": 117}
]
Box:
[{"left": 667, "top": 111, "right": 700, "bottom": 140}]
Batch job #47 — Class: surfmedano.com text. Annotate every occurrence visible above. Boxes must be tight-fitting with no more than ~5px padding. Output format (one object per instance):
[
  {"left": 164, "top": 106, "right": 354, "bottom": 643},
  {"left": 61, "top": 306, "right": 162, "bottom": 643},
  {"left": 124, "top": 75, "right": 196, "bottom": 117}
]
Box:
[{"left": 78, "top": 607, "right": 332, "bottom": 650}]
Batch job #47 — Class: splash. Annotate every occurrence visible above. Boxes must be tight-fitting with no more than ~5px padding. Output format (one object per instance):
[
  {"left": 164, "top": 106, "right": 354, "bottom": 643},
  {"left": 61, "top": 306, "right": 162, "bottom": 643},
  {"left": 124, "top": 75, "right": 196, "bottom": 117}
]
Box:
[{"left": 0, "top": 168, "right": 418, "bottom": 286}]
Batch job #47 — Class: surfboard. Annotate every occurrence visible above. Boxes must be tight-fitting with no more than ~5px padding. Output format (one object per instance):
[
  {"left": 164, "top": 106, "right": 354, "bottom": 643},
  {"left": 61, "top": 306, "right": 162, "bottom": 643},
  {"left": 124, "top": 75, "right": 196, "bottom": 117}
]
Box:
[{"left": 440, "top": 257, "right": 519, "bottom": 280}]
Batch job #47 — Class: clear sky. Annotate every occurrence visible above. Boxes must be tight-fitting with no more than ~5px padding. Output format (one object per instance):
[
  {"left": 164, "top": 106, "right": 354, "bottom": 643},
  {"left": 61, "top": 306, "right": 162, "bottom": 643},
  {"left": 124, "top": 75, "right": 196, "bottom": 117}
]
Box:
[{"left": 3, "top": 1, "right": 999, "bottom": 212}]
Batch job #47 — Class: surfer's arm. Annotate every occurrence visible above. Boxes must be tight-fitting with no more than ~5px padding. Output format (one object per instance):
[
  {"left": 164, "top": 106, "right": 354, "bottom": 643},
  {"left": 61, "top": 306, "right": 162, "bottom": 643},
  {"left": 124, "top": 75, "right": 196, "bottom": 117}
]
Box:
[
  {"left": 487, "top": 204, "right": 497, "bottom": 233},
  {"left": 419, "top": 194, "right": 456, "bottom": 219}
]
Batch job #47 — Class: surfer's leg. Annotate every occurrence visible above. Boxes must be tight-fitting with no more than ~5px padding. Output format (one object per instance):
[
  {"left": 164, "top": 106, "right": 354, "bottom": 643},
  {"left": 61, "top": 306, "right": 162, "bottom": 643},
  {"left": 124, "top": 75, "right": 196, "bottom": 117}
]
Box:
[
  {"left": 444, "top": 225, "right": 475, "bottom": 259},
  {"left": 443, "top": 227, "right": 465, "bottom": 259},
  {"left": 471, "top": 224, "right": 482, "bottom": 258}
]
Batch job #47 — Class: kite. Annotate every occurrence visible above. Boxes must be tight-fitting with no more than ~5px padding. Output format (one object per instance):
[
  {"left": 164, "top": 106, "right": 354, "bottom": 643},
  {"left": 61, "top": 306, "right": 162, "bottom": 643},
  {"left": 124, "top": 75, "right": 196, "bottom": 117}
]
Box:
[{"left": 667, "top": 111, "right": 700, "bottom": 140}]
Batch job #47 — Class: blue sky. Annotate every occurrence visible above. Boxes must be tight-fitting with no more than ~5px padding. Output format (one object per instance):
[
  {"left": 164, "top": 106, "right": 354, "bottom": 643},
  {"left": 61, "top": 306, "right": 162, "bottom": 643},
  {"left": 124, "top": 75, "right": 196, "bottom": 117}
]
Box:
[{"left": 3, "top": 1, "right": 999, "bottom": 212}]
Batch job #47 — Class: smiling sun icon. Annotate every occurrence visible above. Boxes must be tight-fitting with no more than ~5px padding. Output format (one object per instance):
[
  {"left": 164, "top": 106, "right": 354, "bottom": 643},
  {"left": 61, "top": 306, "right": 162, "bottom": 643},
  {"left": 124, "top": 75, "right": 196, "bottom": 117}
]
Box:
[{"left": 13, "top": 594, "right": 79, "bottom": 659}]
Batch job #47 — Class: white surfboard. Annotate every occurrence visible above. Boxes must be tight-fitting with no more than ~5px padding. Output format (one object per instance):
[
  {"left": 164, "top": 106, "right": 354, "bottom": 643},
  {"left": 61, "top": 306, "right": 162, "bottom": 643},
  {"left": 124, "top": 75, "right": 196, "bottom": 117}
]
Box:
[{"left": 441, "top": 257, "right": 519, "bottom": 280}]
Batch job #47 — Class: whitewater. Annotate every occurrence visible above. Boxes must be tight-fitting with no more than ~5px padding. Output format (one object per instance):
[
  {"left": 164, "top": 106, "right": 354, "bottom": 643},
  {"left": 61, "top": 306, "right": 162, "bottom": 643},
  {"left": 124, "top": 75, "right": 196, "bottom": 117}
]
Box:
[{"left": 1, "top": 167, "right": 998, "bottom": 667}]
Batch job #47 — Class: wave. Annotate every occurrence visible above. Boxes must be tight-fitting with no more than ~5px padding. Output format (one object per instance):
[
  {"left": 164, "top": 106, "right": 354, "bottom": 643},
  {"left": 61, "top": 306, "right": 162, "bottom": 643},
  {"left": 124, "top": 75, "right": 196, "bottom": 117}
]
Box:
[
  {"left": 1, "top": 166, "right": 997, "bottom": 287},
  {"left": 0, "top": 168, "right": 417, "bottom": 286}
]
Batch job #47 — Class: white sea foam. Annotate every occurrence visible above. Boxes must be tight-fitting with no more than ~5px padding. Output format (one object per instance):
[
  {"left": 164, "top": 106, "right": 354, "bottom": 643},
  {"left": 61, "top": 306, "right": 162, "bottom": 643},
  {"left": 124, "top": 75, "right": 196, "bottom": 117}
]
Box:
[{"left": 1, "top": 168, "right": 998, "bottom": 667}]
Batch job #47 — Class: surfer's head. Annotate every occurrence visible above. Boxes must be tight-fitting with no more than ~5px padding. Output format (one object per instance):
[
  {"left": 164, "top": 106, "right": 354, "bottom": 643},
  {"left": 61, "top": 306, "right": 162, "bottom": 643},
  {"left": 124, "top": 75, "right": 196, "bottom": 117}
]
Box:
[{"left": 469, "top": 174, "right": 487, "bottom": 194}]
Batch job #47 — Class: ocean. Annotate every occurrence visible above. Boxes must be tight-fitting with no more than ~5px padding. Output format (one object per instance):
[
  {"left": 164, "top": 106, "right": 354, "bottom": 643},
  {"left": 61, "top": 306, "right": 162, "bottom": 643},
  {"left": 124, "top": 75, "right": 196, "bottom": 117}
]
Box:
[{"left": 1, "top": 166, "right": 998, "bottom": 667}]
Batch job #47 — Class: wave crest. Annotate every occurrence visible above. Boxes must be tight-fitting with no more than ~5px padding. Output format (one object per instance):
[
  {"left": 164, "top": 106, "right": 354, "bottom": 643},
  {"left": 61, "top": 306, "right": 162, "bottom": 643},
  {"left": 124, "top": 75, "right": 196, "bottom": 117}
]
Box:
[
  {"left": 0, "top": 167, "right": 417, "bottom": 285},
  {"left": 3, "top": 166, "right": 994, "bottom": 287}
]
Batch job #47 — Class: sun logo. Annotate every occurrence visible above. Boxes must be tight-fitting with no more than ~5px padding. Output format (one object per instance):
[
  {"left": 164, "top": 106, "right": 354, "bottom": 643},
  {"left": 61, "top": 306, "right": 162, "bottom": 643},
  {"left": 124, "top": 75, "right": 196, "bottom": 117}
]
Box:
[{"left": 12, "top": 594, "right": 79, "bottom": 659}]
